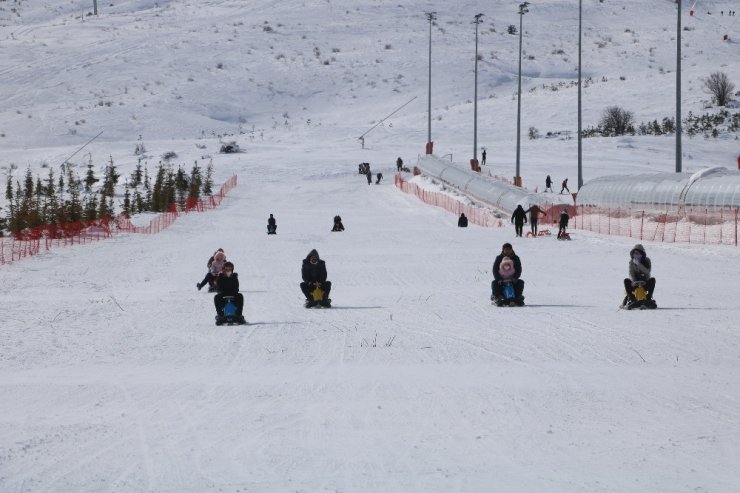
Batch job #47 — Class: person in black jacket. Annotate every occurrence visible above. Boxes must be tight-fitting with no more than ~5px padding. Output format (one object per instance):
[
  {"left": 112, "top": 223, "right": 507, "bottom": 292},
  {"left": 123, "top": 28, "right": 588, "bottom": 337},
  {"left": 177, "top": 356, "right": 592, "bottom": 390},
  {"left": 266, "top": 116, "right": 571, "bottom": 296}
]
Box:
[
  {"left": 332, "top": 215, "right": 345, "bottom": 232},
  {"left": 267, "top": 214, "right": 277, "bottom": 234},
  {"left": 213, "top": 261, "right": 246, "bottom": 324},
  {"left": 300, "top": 249, "right": 332, "bottom": 307},
  {"left": 558, "top": 209, "right": 570, "bottom": 238},
  {"left": 491, "top": 243, "right": 525, "bottom": 305},
  {"left": 457, "top": 213, "right": 468, "bottom": 227},
  {"left": 511, "top": 205, "right": 528, "bottom": 237}
]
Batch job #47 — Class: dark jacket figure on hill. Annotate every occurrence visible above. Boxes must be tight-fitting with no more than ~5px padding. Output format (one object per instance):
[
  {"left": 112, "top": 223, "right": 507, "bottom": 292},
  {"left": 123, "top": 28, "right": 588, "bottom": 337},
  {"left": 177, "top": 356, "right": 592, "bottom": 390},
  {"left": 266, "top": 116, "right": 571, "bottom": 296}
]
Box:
[
  {"left": 300, "top": 249, "right": 332, "bottom": 307},
  {"left": 545, "top": 175, "right": 553, "bottom": 193},
  {"left": 376, "top": 172, "right": 383, "bottom": 184},
  {"left": 458, "top": 213, "right": 468, "bottom": 227},
  {"left": 482, "top": 149, "right": 487, "bottom": 165},
  {"left": 525, "top": 205, "right": 547, "bottom": 235},
  {"left": 491, "top": 243, "right": 525, "bottom": 305},
  {"left": 332, "top": 215, "right": 344, "bottom": 232},
  {"left": 558, "top": 209, "right": 570, "bottom": 237},
  {"left": 267, "top": 214, "right": 277, "bottom": 234},
  {"left": 511, "top": 205, "right": 528, "bottom": 237},
  {"left": 213, "top": 261, "right": 246, "bottom": 323},
  {"left": 396, "top": 157, "right": 403, "bottom": 172},
  {"left": 560, "top": 178, "right": 570, "bottom": 194},
  {"left": 366, "top": 168, "right": 372, "bottom": 185}
]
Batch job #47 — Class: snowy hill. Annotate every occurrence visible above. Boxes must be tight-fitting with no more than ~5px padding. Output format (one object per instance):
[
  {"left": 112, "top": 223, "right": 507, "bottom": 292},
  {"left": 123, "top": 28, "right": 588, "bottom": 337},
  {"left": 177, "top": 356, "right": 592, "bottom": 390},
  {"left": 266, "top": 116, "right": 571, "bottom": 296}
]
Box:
[{"left": 1, "top": 1, "right": 740, "bottom": 491}]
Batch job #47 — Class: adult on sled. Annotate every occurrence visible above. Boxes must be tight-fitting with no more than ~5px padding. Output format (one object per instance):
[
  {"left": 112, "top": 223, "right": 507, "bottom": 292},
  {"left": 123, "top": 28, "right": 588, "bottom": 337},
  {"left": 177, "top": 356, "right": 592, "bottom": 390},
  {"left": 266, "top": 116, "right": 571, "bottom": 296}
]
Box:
[
  {"left": 267, "top": 214, "right": 277, "bottom": 234},
  {"left": 491, "top": 243, "right": 525, "bottom": 306},
  {"left": 197, "top": 249, "right": 226, "bottom": 291},
  {"left": 557, "top": 209, "right": 570, "bottom": 239},
  {"left": 332, "top": 215, "right": 345, "bottom": 232},
  {"left": 457, "top": 213, "right": 468, "bottom": 228},
  {"left": 511, "top": 205, "right": 528, "bottom": 238},
  {"left": 525, "top": 204, "right": 547, "bottom": 236},
  {"left": 622, "top": 244, "right": 657, "bottom": 310},
  {"left": 213, "top": 261, "right": 246, "bottom": 325},
  {"left": 300, "top": 249, "right": 332, "bottom": 307}
]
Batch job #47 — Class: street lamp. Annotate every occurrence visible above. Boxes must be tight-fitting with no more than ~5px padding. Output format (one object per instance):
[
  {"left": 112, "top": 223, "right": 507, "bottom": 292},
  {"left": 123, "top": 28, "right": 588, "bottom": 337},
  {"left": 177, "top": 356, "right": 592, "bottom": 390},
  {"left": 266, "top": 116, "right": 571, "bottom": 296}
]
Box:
[
  {"left": 425, "top": 12, "right": 437, "bottom": 155},
  {"left": 515, "top": 2, "right": 529, "bottom": 187},
  {"left": 676, "top": 0, "right": 682, "bottom": 172},
  {"left": 472, "top": 13, "right": 484, "bottom": 171},
  {"left": 578, "top": 0, "right": 583, "bottom": 189}
]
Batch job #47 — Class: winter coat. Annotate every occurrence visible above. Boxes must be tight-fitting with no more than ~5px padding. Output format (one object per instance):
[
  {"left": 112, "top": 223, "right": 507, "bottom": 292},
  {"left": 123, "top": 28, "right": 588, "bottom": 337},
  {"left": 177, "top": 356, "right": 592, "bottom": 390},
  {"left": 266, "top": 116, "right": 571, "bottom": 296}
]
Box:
[
  {"left": 511, "top": 206, "right": 528, "bottom": 225},
  {"left": 526, "top": 205, "right": 546, "bottom": 222},
  {"left": 302, "top": 249, "right": 328, "bottom": 283},
  {"left": 628, "top": 244, "right": 652, "bottom": 282},
  {"left": 268, "top": 215, "right": 276, "bottom": 227},
  {"left": 546, "top": 176, "right": 552, "bottom": 187},
  {"left": 215, "top": 272, "right": 240, "bottom": 296},
  {"left": 458, "top": 214, "right": 468, "bottom": 227},
  {"left": 559, "top": 211, "right": 570, "bottom": 227},
  {"left": 493, "top": 252, "right": 522, "bottom": 281}
]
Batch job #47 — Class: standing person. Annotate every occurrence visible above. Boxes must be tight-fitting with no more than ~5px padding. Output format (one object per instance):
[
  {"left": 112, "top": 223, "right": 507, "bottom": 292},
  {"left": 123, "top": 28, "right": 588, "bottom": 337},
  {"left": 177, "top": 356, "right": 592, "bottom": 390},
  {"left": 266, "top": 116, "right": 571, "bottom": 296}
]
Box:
[
  {"left": 558, "top": 209, "right": 570, "bottom": 238},
  {"left": 213, "top": 261, "right": 246, "bottom": 325},
  {"left": 396, "top": 157, "right": 403, "bottom": 172},
  {"left": 376, "top": 172, "right": 383, "bottom": 184},
  {"left": 457, "top": 213, "right": 468, "bottom": 228},
  {"left": 560, "top": 178, "right": 570, "bottom": 194},
  {"left": 300, "top": 249, "right": 332, "bottom": 307},
  {"left": 491, "top": 242, "right": 525, "bottom": 306},
  {"left": 511, "top": 204, "right": 528, "bottom": 237},
  {"left": 545, "top": 175, "right": 553, "bottom": 193},
  {"left": 622, "top": 244, "right": 657, "bottom": 309},
  {"left": 366, "top": 168, "right": 372, "bottom": 185},
  {"left": 481, "top": 149, "right": 487, "bottom": 165},
  {"left": 525, "top": 204, "right": 547, "bottom": 236},
  {"left": 267, "top": 214, "right": 277, "bottom": 234}
]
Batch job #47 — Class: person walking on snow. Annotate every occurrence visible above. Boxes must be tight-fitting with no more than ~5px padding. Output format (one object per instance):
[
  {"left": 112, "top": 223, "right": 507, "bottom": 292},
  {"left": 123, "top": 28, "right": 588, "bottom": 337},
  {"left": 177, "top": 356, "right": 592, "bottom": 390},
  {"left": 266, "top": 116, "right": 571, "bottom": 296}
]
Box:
[
  {"left": 558, "top": 209, "right": 570, "bottom": 238},
  {"left": 560, "top": 178, "right": 570, "bottom": 194},
  {"left": 525, "top": 204, "right": 547, "bottom": 236},
  {"left": 396, "top": 157, "right": 403, "bottom": 172},
  {"left": 545, "top": 175, "right": 553, "bottom": 193},
  {"left": 511, "top": 204, "right": 528, "bottom": 237},
  {"left": 481, "top": 149, "right": 487, "bottom": 165}
]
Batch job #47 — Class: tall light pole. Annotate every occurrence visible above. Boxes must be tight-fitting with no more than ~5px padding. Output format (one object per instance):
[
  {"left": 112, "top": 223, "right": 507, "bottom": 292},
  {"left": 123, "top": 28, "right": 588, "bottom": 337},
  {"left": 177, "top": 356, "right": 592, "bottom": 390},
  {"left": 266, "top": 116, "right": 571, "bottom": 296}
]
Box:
[
  {"left": 577, "top": 0, "right": 583, "bottom": 189},
  {"left": 425, "top": 12, "right": 437, "bottom": 155},
  {"left": 515, "top": 2, "right": 529, "bottom": 186},
  {"left": 472, "top": 13, "right": 484, "bottom": 170},
  {"left": 676, "top": 0, "right": 682, "bottom": 173}
]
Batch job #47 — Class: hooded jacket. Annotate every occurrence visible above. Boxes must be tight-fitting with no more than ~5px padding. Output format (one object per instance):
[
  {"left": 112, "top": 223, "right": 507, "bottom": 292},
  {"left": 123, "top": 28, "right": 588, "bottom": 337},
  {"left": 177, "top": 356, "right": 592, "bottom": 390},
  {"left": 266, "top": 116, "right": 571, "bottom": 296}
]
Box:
[
  {"left": 511, "top": 205, "right": 528, "bottom": 225},
  {"left": 215, "top": 271, "right": 240, "bottom": 296},
  {"left": 628, "top": 244, "right": 652, "bottom": 282},
  {"left": 302, "top": 249, "right": 328, "bottom": 283},
  {"left": 498, "top": 257, "right": 516, "bottom": 280},
  {"left": 208, "top": 250, "right": 227, "bottom": 275}
]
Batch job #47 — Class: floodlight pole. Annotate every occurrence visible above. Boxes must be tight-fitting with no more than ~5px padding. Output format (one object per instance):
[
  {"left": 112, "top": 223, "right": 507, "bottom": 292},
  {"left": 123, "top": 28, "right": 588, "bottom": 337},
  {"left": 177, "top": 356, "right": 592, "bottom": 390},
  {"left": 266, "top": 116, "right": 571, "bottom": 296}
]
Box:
[
  {"left": 473, "top": 14, "right": 484, "bottom": 167},
  {"left": 577, "top": 0, "right": 583, "bottom": 189},
  {"left": 515, "top": 2, "right": 529, "bottom": 185},
  {"left": 676, "top": 0, "right": 682, "bottom": 173},
  {"left": 425, "top": 12, "right": 437, "bottom": 154},
  {"left": 93, "top": 0, "right": 98, "bottom": 15}
]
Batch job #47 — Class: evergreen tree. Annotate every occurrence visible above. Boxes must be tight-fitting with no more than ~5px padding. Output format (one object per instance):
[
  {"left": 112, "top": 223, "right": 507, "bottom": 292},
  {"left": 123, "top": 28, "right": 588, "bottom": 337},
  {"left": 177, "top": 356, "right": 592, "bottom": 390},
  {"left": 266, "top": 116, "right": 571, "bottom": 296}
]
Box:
[
  {"left": 203, "top": 160, "right": 214, "bottom": 195},
  {"left": 85, "top": 165, "right": 99, "bottom": 192}
]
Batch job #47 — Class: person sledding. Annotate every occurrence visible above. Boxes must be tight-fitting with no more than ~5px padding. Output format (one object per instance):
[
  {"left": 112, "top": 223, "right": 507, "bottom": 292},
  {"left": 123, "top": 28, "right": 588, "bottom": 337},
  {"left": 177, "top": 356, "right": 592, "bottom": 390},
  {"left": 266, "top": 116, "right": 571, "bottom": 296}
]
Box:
[
  {"left": 197, "top": 248, "right": 226, "bottom": 291},
  {"left": 213, "top": 261, "right": 247, "bottom": 325},
  {"left": 490, "top": 243, "right": 525, "bottom": 306},
  {"left": 557, "top": 209, "right": 571, "bottom": 240},
  {"left": 300, "top": 249, "right": 332, "bottom": 307},
  {"left": 621, "top": 244, "right": 657, "bottom": 310}
]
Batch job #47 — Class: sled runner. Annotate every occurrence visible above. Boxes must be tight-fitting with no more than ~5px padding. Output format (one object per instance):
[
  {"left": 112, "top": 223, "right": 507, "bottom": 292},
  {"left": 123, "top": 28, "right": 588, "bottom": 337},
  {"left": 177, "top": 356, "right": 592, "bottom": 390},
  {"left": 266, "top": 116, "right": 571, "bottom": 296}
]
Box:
[
  {"left": 621, "top": 282, "right": 657, "bottom": 310},
  {"left": 216, "top": 296, "right": 248, "bottom": 325},
  {"left": 305, "top": 285, "right": 331, "bottom": 308},
  {"left": 492, "top": 280, "right": 525, "bottom": 307}
]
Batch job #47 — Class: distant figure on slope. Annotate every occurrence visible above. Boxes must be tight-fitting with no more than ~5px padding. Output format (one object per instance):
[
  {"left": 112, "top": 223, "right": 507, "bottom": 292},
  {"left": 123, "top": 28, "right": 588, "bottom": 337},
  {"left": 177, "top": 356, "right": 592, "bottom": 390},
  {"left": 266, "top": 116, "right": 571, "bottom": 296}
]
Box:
[
  {"left": 525, "top": 204, "right": 547, "bottom": 236},
  {"left": 560, "top": 178, "right": 570, "bottom": 194},
  {"left": 458, "top": 213, "right": 468, "bottom": 228},
  {"left": 366, "top": 168, "right": 372, "bottom": 185},
  {"left": 332, "top": 215, "right": 345, "bottom": 232},
  {"left": 545, "top": 175, "right": 553, "bottom": 193},
  {"left": 511, "top": 204, "right": 528, "bottom": 237},
  {"left": 376, "top": 172, "right": 383, "bottom": 184},
  {"left": 481, "top": 149, "right": 487, "bottom": 165},
  {"left": 197, "top": 248, "right": 226, "bottom": 291},
  {"left": 267, "top": 214, "right": 277, "bottom": 234},
  {"left": 301, "top": 249, "right": 332, "bottom": 308},
  {"left": 491, "top": 242, "right": 525, "bottom": 306},
  {"left": 214, "top": 261, "right": 246, "bottom": 325},
  {"left": 396, "top": 157, "right": 403, "bottom": 172},
  {"left": 621, "top": 244, "right": 657, "bottom": 310}
]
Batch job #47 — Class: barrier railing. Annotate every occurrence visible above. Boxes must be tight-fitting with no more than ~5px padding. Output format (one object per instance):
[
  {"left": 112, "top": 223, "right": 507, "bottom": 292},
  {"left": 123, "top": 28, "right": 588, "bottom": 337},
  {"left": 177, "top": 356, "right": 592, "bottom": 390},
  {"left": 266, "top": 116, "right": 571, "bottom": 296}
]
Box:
[
  {"left": 395, "top": 173, "right": 505, "bottom": 227},
  {"left": 0, "top": 175, "right": 238, "bottom": 264},
  {"left": 574, "top": 205, "right": 739, "bottom": 247}
]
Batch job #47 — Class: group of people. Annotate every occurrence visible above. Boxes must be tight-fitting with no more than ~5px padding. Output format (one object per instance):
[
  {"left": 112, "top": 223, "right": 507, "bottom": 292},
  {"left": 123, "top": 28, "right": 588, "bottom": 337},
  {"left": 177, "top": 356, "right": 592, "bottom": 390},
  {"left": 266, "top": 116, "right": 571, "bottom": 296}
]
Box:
[
  {"left": 489, "top": 241, "right": 657, "bottom": 309},
  {"left": 509, "top": 204, "right": 570, "bottom": 238},
  {"left": 264, "top": 213, "right": 345, "bottom": 234}
]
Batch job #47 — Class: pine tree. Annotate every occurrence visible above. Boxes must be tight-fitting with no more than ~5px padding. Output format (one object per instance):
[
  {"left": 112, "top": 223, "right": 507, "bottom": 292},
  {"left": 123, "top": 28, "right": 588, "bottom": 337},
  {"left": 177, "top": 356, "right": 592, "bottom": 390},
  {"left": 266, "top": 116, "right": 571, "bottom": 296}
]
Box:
[
  {"left": 122, "top": 185, "right": 132, "bottom": 216},
  {"left": 203, "top": 160, "right": 214, "bottom": 195}
]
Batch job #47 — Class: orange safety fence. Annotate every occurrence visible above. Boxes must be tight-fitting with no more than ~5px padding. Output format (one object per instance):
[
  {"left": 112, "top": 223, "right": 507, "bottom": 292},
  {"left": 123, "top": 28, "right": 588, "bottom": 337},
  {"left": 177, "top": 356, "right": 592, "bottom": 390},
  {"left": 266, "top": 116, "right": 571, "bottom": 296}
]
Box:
[
  {"left": 574, "top": 205, "right": 740, "bottom": 247},
  {"left": 395, "top": 173, "right": 505, "bottom": 227},
  {"left": 0, "top": 175, "right": 238, "bottom": 264}
]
